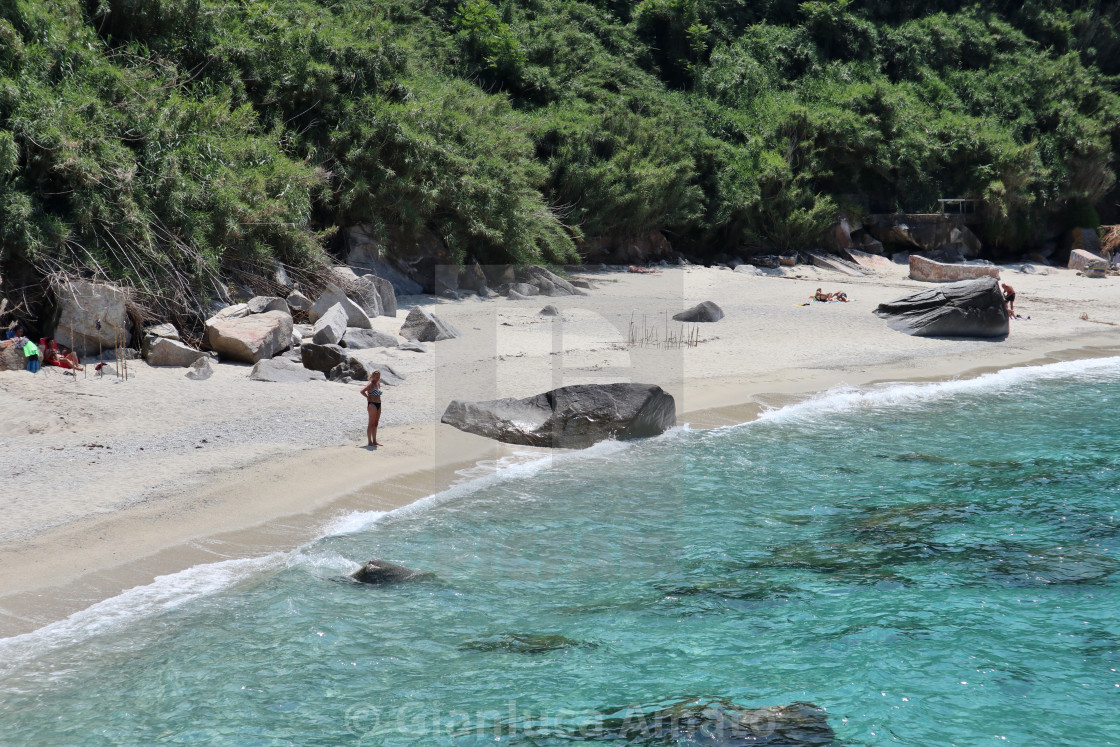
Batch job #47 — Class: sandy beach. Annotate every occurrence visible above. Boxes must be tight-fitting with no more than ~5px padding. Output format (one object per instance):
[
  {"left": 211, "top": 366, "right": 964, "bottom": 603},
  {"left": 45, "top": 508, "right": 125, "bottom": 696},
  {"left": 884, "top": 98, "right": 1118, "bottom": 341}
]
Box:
[{"left": 1, "top": 261, "right": 1117, "bottom": 637}]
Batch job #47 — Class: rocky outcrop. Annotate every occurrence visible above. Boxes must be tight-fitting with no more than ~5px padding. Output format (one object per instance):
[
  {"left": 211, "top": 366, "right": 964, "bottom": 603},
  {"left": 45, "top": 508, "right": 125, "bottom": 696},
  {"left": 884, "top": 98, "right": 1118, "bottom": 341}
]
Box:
[
  {"left": 341, "top": 328, "right": 399, "bottom": 350},
  {"left": 516, "top": 265, "right": 582, "bottom": 296},
  {"left": 673, "top": 301, "right": 724, "bottom": 323},
  {"left": 1068, "top": 227, "right": 1101, "bottom": 255},
  {"left": 843, "top": 247, "right": 893, "bottom": 270},
  {"left": 441, "top": 383, "right": 676, "bottom": 448},
  {"left": 399, "top": 306, "right": 460, "bottom": 342},
  {"left": 206, "top": 310, "right": 294, "bottom": 363},
  {"left": 246, "top": 296, "right": 289, "bottom": 314},
  {"left": 206, "top": 303, "right": 250, "bottom": 323},
  {"left": 351, "top": 559, "right": 429, "bottom": 584},
  {"left": 503, "top": 282, "right": 539, "bottom": 297},
  {"left": 578, "top": 231, "right": 674, "bottom": 264},
  {"left": 309, "top": 285, "right": 372, "bottom": 329},
  {"left": 909, "top": 255, "right": 999, "bottom": 283},
  {"left": 140, "top": 322, "right": 180, "bottom": 359},
  {"left": 250, "top": 358, "right": 326, "bottom": 382},
  {"left": 311, "top": 302, "right": 348, "bottom": 345},
  {"left": 807, "top": 251, "right": 870, "bottom": 277},
  {"left": 866, "top": 214, "right": 982, "bottom": 258},
  {"left": 344, "top": 224, "right": 449, "bottom": 294},
  {"left": 875, "top": 277, "right": 1009, "bottom": 338},
  {"left": 146, "top": 337, "right": 206, "bottom": 367},
  {"left": 53, "top": 280, "right": 132, "bottom": 357}
]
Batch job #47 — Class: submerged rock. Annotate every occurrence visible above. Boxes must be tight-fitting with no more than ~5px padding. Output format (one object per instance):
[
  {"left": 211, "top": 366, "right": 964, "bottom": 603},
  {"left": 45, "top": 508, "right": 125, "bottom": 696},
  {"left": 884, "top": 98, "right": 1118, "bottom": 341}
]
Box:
[
  {"left": 461, "top": 633, "right": 596, "bottom": 654},
  {"left": 570, "top": 699, "right": 836, "bottom": 746},
  {"left": 350, "top": 560, "right": 429, "bottom": 585},
  {"left": 441, "top": 383, "right": 676, "bottom": 448},
  {"left": 874, "top": 277, "right": 1008, "bottom": 338}
]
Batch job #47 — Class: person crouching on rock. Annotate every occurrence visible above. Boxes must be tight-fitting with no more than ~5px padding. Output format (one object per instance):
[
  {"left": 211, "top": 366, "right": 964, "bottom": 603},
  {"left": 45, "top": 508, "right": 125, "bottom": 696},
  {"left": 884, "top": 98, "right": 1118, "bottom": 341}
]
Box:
[{"left": 360, "top": 370, "right": 384, "bottom": 448}]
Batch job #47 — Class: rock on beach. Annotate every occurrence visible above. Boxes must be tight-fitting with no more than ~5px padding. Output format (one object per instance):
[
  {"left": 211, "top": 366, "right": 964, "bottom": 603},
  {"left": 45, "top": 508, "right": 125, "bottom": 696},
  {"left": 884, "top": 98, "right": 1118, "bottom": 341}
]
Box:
[
  {"left": 399, "top": 306, "right": 460, "bottom": 342},
  {"left": 441, "top": 383, "right": 676, "bottom": 448},
  {"left": 207, "top": 310, "right": 294, "bottom": 363},
  {"left": 875, "top": 276, "right": 1009, "bottom": 338},
  {"left": 673, "top": 301, "right": 724, "bottom": 323}
]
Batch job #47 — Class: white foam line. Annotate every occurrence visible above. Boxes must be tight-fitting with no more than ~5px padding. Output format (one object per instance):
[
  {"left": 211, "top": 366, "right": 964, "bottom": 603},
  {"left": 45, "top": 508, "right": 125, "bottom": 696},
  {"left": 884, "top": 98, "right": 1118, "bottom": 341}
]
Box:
[
  {"left": 752, "top": 356, "right": 1120, "bottom": 426},
  {"left": 0, "top": 552, "right": 288, "bottom": 680}
]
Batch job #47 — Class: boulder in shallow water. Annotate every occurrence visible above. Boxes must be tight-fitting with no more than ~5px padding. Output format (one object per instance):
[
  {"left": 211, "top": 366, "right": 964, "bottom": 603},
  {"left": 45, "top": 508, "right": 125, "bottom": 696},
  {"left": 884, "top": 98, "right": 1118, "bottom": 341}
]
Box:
[
  {"left": 673, "top": 301, "right": 724, "bottom": 323},
  {"left": 351, "top": 559, "right": 428, "bottom": 585},
  {"left": 874, "top": 277, "right": 1008, "bottom": 338},
  {"left": 441, "top": 383, "right": 676, "bottom": 448}
]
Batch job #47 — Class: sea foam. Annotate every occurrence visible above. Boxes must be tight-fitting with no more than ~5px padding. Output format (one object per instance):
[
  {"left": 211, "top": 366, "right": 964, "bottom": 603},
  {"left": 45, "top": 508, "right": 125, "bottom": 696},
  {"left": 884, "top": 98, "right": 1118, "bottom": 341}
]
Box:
[{"left": 753, "top": 356, "right": 1120, "bottom": 425}]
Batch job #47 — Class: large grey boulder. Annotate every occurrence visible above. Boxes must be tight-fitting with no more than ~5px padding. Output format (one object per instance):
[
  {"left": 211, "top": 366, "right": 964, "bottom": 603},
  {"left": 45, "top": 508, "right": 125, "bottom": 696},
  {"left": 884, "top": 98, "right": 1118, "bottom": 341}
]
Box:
[
  {"left": 53, "top": 280, "right": 132, "bottom": 357},
  {"left": 311, "top": 302, "right": 348, "bottom": 345},
  {"left": 206, "top": 310, "right": 294, "bottom": 363},
  {"left": 504, "top": 283, "right": 539, "bottom": 297},
  {"left": 140, "top": 322, "right": 180, "bottom": 358},
  {"left": 399, "top": 306, "right": 460, "bottom": 342},
  {"left": 362, "top": 275, "right": 397, "bottom": 317},
  {"left": 350, "top": 275, "right": 387, "bottom": 318},
  {"left": 286, "top": 290, "right": 313, "bottom": 315},
  {"left": 246, "top": 296, "right": 289, "bottom": 314},
  {"left": 146, "top": 337, "right": 207, "bottom": 367},
  {"left": 351, "top": 560, "right": 429, "bottom": 585},
  {"left": 327, "top": 358, "right": 405, "bottom": 385},
  {"left": 299, "top": 342, "right": 348, "bottom": 373},
  {"left": 441, "top": 383, "right": 676, "bottom": 448},
  {"left": 341, "top": 328, "right": 399, "bottom": 350},
  {"left": 673, "top": 301, "right": 724, "bottom": 323},
  {"left": 308, "top": 284, "right": 372, "bottom": 329},
  {"left": 250, "top": 358, "right": 326, "bottom": 383},
  {"left": 875, "top": 276, "right": 1009, "bottom": 338}
]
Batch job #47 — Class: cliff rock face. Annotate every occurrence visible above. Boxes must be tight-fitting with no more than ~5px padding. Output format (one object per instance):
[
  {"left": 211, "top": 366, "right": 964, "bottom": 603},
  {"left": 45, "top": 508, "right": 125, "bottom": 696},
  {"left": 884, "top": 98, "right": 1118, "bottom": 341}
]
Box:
[
  {"left": 441, "top": 383, "right": 676, "bottom": 448},
  {"left": 875, "top": 277, "right": 1009, "bottom": 338}
]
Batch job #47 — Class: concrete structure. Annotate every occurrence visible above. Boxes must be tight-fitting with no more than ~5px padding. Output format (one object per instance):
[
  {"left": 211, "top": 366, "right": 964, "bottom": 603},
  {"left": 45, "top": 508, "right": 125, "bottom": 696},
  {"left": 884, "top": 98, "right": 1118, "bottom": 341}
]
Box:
[{"left": 909, "top": 255, "right": 999, "bottom": 283}]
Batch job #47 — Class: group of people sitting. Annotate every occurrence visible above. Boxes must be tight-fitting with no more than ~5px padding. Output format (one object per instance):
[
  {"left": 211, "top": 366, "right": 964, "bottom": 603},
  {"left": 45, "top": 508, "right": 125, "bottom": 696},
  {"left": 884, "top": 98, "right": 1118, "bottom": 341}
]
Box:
[
  {"left": 4, "top": 323, "right": 83, "bottom": 373},
  {"left": 813, "top": 288, "right": 849, "bottom": 302}
]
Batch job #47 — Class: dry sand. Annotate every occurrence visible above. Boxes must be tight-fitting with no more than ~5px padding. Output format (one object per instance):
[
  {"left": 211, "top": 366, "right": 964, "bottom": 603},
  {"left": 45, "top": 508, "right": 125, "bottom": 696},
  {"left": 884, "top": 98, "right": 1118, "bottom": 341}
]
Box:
[{"left": 1, "top": 260, "right": 1117, "bottom": 636}]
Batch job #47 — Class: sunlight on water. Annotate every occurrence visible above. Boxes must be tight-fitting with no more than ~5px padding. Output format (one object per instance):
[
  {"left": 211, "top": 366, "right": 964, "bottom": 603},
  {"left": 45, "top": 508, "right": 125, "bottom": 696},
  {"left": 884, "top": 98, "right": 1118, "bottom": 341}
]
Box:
[{"left": 2, "top": 359, "right": 1119, "bottom": 745}]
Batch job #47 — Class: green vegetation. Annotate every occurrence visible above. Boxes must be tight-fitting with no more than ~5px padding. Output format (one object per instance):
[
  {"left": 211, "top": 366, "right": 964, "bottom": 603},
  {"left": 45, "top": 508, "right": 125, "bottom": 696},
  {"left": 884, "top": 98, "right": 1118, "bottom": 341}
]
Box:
[{"left": 1, "top": 0, "right": 1118, "bottom": 315}]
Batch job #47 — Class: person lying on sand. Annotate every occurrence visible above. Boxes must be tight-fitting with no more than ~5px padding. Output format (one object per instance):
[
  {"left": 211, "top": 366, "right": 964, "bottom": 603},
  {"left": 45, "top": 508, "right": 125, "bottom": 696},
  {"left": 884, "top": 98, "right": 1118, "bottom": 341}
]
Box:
[
  {"left": 627, "top": 265, "right": 662, "bottom": 274},
  {"left": 814, "top": 288, "right": 849, "bottom": 302}
]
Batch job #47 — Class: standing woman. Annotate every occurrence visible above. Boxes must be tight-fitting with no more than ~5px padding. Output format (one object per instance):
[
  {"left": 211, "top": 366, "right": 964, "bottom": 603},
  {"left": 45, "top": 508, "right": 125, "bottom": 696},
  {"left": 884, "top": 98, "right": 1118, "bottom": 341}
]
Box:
[{"left": 360, "top": 370, "right": 384, "bottom": 447}]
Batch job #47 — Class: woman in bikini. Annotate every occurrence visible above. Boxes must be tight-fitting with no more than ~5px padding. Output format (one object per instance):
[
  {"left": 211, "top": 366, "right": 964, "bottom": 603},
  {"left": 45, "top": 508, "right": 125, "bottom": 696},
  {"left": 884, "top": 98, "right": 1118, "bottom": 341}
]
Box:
[{"left": 360, "top": 370, "right": 384, "bottom": 447}]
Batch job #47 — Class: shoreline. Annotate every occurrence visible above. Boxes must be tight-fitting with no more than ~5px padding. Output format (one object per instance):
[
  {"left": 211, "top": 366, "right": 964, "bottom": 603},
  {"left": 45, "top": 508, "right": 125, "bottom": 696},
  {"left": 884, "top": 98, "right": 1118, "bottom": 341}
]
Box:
[{"left": 2, "top": 335, "right": 1118, "bottom": 639}]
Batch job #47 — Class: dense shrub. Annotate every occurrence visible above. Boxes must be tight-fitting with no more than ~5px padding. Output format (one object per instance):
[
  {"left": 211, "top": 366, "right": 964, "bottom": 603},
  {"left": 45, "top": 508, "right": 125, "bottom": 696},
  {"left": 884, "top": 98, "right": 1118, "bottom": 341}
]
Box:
[{"left": 2, "top": 0, "right": 1119, "bottom": 318}]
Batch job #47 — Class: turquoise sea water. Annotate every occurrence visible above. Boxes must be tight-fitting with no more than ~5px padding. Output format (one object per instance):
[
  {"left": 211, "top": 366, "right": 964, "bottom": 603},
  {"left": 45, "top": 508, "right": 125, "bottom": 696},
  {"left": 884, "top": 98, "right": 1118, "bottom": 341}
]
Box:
[{"left": 2, "top": 358, "right": 1119, "bottom": 746}]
